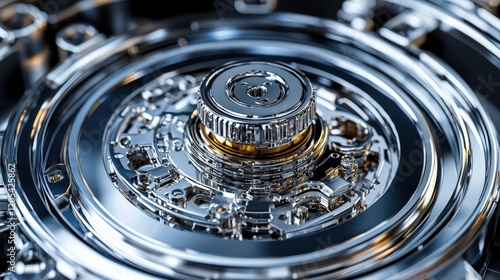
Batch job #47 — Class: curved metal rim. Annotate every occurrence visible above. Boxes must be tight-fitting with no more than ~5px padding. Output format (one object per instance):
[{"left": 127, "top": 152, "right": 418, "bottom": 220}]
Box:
[{"left": 2, "top": 9, "right": 498, "bottom": 279}]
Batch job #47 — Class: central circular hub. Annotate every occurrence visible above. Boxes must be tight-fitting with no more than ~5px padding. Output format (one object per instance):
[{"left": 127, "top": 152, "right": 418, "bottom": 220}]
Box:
[
  {"left": 198, "top": 61, "right": 316, "bottom": 148},
  {"left": 247, "top": 85, "right": 267, "bottom": 98},
  {"left": 226, "top": 70, "right": 287, "bottom": 108}
]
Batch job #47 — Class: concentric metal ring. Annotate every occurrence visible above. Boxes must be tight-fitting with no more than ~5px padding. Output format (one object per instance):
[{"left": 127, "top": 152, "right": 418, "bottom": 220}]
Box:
[{"left": 2, "top": 7, "right": 498, "bottom": 280}]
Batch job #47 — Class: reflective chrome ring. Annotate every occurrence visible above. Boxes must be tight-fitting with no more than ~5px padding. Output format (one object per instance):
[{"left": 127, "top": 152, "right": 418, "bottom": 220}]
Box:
[{"left": 2, "top": 2, "right": 498, "bottom": 279}]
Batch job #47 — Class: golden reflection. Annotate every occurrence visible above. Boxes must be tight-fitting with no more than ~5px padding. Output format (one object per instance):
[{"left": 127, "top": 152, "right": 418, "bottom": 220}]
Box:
[
  {"left": 200, "top": 123, "right": 313, "bottom": 158},
  {"left": 23, "top": 47, "right": 49, "bottom": 69},
  {"left": 30, "top": 102, "right": 48, "bottom": 139}
]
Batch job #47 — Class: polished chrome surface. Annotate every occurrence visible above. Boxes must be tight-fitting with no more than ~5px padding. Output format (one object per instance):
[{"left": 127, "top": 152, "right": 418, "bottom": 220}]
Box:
[
  {"left": 101, "top": 59, "right": 394, "bottom": 240},
  {"left": 0, "top": 3, "right": 48, "bottom": 86},
  {"left": 55, "top": 23, "right": 105, "bottom": 60},
  {"left": 197, "top": 61, "right": 316, "bottom": 148},
  {"left": 0, "top": 0, "right": 498, "bottom": 279}
]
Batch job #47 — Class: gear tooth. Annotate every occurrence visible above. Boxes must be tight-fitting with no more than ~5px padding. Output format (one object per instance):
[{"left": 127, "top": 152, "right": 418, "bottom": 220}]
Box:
[{"left": 197, "top": 61, "right": 316, "bottom": 147}]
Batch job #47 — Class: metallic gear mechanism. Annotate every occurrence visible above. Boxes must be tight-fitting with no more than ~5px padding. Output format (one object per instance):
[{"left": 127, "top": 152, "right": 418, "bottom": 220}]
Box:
[
  {"left": 0, "top": 1, "right": 498, "bottom": 279},
  {"left": 106, "top": 60, "right": 392, "bottom": 240}
]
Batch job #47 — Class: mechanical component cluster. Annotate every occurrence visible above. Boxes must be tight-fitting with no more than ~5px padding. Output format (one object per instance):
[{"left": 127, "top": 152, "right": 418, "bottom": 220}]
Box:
[
  {"left": 105, "top": 61, "right": 392, "bottom": 240},
  {"left": 0, "top": 1, "right": 498, "bottom": 279}
]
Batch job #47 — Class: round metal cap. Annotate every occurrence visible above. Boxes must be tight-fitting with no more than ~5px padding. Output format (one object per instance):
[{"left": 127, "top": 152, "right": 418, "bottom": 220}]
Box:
[{"left": 197, "top": 61, "right": 316, "bottom": 147}]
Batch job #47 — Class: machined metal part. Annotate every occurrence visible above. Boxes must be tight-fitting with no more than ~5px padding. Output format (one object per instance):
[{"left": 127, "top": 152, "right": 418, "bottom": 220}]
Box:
[
  {"left": 103, "top": 62, "right": 392, "bottom": 240},
  {"left": 197, "top": 61, "right": 317, "bottom": 148},
  {"left": 337, "top": 0, "right": 377, "bottom": 30},
  {"left": 55, "top": 23, "right": 105, "bottom": 60},
  {"left": 0, "top": 3, "right": 48, "bottom": 86},
  {"left": 234, "top": 0, "right": 278, "bottom": 14},
  {"left": 0, "top": 0, "right": 498, "bottom": 279}
]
